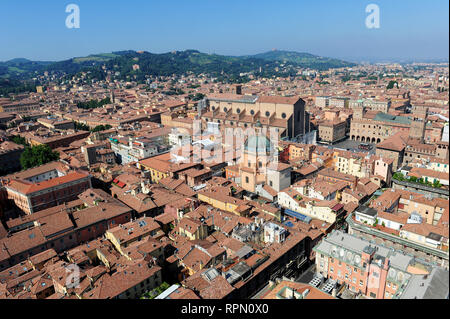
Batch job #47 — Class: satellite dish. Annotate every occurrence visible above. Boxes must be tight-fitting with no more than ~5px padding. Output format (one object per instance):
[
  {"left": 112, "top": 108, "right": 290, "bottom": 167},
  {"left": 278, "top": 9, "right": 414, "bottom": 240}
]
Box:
[{"left": 331, "top": 246, "right": 337, "bottom": 256}]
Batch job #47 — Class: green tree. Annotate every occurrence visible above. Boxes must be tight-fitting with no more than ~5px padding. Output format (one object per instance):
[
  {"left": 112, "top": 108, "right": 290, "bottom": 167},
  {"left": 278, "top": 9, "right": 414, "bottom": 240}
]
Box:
[
  {"left": 73, "top": 121, "right": 90, "bottom": 131},
  {"left": 387, "top": 80, "right": 398, "bottom": 90},
  {"left": 192, "top": 93, "right": 205, "bottom": 101},
  {"left": 77, "top": 97, "right": 111, "bottom": 109},
  {"left": 393, "top": 172, "right": 404, "bottom": 181},
  {"left": 140, "top": 282, "right": 170, "bottom": 299},
  {"left": 20, "top": 144, "right": 60, "bottom": 170},
  {"left": 373, "top": 218, "right": 379, "bottom": 227},
  {"left": 11, "top": 135, "right": 28, "bottom": 146},
  {"left": 92, "top": 124, "right": 112, "bottom": 132},
  {"left": 432, "top": 180, "right": 442, "bottom": 188}
]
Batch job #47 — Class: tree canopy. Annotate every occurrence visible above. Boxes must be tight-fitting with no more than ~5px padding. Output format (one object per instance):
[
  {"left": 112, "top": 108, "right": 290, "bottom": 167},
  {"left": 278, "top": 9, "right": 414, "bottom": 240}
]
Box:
[
  {"left": 20, "top": 144, "right": 60, "bottom": 170},
  {"left": 77, "top": 97, "right": 111, "bottom": 109}
]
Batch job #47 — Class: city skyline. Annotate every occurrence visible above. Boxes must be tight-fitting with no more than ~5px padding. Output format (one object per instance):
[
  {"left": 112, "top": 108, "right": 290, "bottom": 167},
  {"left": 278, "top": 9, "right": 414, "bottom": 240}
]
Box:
[
  {"left": 0, "top": 0, "right": 448, "bottom": 303},
  {"left": 0, "top": 0, "right": 448, "bottom": 62}
]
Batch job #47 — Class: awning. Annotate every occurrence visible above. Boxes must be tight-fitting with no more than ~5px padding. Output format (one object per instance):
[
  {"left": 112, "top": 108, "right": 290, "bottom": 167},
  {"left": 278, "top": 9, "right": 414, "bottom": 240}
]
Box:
[{"left": 116, "top": 181, "right": 126, "bottom": 188}]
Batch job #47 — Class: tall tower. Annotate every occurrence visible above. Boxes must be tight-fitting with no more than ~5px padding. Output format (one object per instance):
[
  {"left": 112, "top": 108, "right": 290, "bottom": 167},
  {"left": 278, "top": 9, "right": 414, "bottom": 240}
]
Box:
[
  {"left": 232, "top": 84, "right": 242, "bottom": 95},
  {"left": 353, "top": 106, "right": 365, "bottom": 120},
  {"left": 409, "top": 118, "right": 426, "bottom": 143},
  {"left": 110, "top": 90, "right": 115, "bottom": 104}
]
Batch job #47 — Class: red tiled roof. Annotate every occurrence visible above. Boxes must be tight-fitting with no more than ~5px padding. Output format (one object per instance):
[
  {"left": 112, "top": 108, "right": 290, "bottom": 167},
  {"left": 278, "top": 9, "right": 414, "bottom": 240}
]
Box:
[{"left": 6, "top": 171, "right": 90, "bottom": 195}]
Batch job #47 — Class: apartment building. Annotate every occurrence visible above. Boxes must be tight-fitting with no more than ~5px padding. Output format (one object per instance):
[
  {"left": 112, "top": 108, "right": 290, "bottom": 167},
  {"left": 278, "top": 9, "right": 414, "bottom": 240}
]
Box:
[
  {"left": 318, "top": 119, "right": 347, "bottom": 144},
  {"left": 0, "top": 100, "right": 40, "bottom": 114},
  {"left": 0, "top": 189, "right": 133, "bottom": 270},
  {"left": 0, "top": 141, "right": 24, "bottom": 175},
  {"left": 105, "top": 217, "right": 163, "bottom": 255},
  {"left": 21, "top": 129, "right": 91, "bottom": 149},
  {"left": 278, "top": 187, "right": 345, "bottom": 225},
  {"left": 314, "top": 230, "right": 449, "bottom": 299},
  {"left": 111, "top": 137, "right": 159, "bottom": 164},
  {"left": 349, "top": 98, "right": 391, "bottom": 113},
  {"left": 1, "top": 162, "right": 92, "bottom": 214}
]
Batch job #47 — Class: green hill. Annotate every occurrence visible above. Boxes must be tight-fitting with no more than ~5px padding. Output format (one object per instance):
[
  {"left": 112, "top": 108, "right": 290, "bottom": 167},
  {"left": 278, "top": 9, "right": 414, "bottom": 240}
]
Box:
[
  {"left": 0, "top": 49, "right": 357, "bottom": 85},
  {"left": 245, "top": 50, "right": 355, "bottom": 69}
]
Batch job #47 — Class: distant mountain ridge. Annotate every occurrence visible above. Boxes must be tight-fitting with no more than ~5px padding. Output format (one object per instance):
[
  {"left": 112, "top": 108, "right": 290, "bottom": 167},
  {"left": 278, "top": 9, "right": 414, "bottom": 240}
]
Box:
[
  {"left": 0, "top": 49, "right": 356, "bottom": 81},
  {"left": 244, "top": 50, "right": 354, "bottom": 69}
]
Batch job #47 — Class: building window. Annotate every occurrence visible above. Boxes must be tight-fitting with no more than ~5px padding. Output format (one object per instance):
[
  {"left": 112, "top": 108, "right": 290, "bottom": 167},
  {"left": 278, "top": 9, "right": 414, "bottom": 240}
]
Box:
[
  {"left": 245, "top": 177, "right": 249, "bottom": 183},
  {"left": 370, "top": 292, "right": 376, "bottom": 298},
  {"left": 250, "top": 110, "right": 255, "bottom": 115},
  {"left": 359, "top": 280, "right": 363, "bottom": 286},
  {"left": 265, "top": 111, "right": 270, "bottom": 117},
  {"left": 237, "top": 108, "right": 241, "bottom": 114},
  {"left": 281, "top": 113, "right": 286, "bottom": 119}
]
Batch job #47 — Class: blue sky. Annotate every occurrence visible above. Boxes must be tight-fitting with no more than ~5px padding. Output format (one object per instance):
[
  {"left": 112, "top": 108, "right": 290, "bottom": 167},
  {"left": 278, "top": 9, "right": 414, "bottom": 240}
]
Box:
[{"left": 0, "top": 0, "right": 448, "bottom": 62}]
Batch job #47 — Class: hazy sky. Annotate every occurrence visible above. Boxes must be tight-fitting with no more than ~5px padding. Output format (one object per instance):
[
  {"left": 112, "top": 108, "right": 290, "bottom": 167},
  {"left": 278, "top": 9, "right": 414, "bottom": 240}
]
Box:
[{"left": 0, "top": 0, "right": 448, "bottom": 62}]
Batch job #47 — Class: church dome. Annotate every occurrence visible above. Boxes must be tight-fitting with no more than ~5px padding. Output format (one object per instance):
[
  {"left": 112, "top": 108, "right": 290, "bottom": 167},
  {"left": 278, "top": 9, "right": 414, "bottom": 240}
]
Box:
[{"left": 244, "top": 135, "right": 273, "bottom": 154}]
